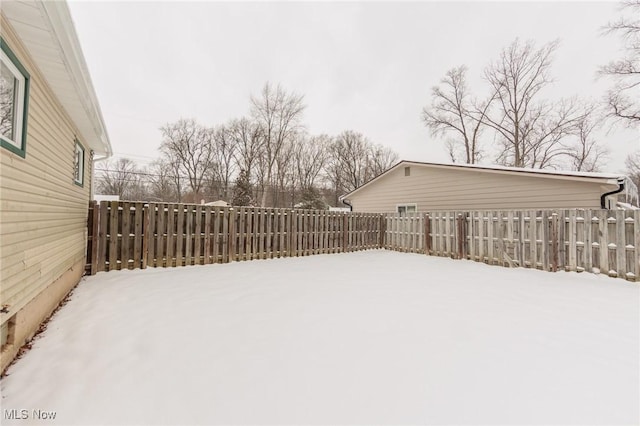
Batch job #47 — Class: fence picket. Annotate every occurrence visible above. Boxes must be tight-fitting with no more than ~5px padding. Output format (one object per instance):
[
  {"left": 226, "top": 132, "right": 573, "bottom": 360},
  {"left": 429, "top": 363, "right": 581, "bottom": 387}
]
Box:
[
  {"left": 195, "top": 205, "right": 202, "bottom": 265},
  {"left": 186, "top": 205, "right": 194, "bottom": 265},
  {"left": 120, "top": 202, "right": 130, "bottom": 270},
  {"left": 541, "top": 211, "right": 549, "bottom": 271},
  {"left": 551, "top": 212, "right": 559, "bottom": 272},
  {"left": 142, "top": 204, "right": 151, "bottom": 269},
  {"left": 156, "top": 204, "right": 165, "bottom": 267},
  {"left": 133, "top": 203, "right": 143, "bottom": 269},
  {"left": 598, "top": 210, "right": 609, "bottom": 275},
  {"left": 616, "top": 210, "right": 626, "bottom": 278},
  {"left": 166, "top": 204, "right": 175, "bottom": 267},
  {"left": 634, "top": 211, "right": 640, "bottom": 281},
  {"left": 108, "top": 201, "right": 118, "bottom": 271},
  {"left": 97, "top": 201, "right": 108, "bottom": 272},
  {"left": 176, "top": 204, "right": 184, "bottom": 266}
]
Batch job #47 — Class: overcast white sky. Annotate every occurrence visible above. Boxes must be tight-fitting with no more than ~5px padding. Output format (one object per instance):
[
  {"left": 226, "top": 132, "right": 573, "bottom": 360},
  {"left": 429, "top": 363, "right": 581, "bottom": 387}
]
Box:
[{"left": 68, "top": 1, "right": 639, "bottom": 172}]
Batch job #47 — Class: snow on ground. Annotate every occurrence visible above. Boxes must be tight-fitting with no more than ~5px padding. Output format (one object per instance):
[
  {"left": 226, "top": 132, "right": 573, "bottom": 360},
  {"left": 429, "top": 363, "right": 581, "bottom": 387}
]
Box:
[{"left": 1, "top": 250, "right": 638, "bottom": 425}]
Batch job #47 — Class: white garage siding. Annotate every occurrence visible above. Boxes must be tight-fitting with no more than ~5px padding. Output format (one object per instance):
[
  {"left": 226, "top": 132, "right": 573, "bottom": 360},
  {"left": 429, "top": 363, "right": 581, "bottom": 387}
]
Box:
[{"left": 346, "top": 161, "right": 621, "bottom": 213}]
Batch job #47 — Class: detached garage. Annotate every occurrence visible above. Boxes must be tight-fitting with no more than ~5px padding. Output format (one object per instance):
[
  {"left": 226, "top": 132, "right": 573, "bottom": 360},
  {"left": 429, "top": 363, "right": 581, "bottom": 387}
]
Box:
[{"left": 341, "top": 161, "right": 638, "bottom": 213}]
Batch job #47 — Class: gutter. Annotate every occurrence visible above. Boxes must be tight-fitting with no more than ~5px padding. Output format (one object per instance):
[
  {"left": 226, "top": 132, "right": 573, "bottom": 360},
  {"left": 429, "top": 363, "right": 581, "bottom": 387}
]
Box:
[{"left": 600, "top": 178, "right": 625, "bottom": 209}]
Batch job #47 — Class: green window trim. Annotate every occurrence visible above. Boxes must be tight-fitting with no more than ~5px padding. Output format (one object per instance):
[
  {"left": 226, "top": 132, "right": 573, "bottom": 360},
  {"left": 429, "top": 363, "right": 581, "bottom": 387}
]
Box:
[
  {"left": 74, "top": 139, "right": 85, "bottom": 187},
  {"left": 0, "top": 37, "right": 30, "bottom": 158}
]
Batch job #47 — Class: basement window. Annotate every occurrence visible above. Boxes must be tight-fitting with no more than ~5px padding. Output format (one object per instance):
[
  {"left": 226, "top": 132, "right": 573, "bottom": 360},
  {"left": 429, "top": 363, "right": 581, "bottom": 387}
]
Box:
[
  {"left": 0, "top": 38, "right": 29, "bottom": 158},
  {"left": 74, "top": 140, "right": 85, "bottom": 186},
  {"left": 1, "top": 315, "right": 16, "bottom": 351},
  {"left": 397, "top": 204, "right": 417, "bottom": 216}
]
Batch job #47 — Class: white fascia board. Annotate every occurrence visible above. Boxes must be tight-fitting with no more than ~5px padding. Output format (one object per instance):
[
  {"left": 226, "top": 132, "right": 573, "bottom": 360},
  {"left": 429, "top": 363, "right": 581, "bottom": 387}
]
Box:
[{"left": 3, "top": 0, "right": 112, "bottom": 157}]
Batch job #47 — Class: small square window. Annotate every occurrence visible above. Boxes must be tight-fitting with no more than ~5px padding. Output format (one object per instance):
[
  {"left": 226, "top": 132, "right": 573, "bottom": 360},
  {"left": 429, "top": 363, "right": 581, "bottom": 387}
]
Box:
[
  {"left": 397, "top": 204, "right": 417, "bottom": 216},
  {"left": 404, "top": 166, "right": 410, "bottom": 176},
  {"left": 0, "top": 38, "right": 29, "bottom": 157},
  {"left": 74, "top": 140, "right": 85, "bottom": 186}
]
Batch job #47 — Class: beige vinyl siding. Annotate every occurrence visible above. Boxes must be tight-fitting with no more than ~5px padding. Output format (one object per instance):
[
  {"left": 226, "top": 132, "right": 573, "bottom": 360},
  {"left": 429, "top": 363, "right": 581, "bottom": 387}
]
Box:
[
  {"left": 349, "top": 164, "right": 616, "bottom": 213},
  {"left": 0, "top": 16, "right": 91, "bottom": 321}
]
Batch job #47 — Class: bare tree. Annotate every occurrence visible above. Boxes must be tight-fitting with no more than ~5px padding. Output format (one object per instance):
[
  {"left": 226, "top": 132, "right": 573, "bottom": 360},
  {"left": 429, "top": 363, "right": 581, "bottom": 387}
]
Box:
[
  {"left": 159, "top": 119, "right": 214, "bottom": 200},
  {"left": 368, "top": 143, "right": 399, "bottom": 176},
  {"left": 211, "top": 125, "right": 237, "bottom": 201},
  {"left": 600, "top": 0, "right": 640, "bottom": 126},
  {"left": 147, "top": 159, "right": 179, "bottom": 202},
  {"left": 566, "top": 109, "right": 609, "bottom": 172},
  {"left": 626, "top": 150, "right": 640, "bottom": 191},
  {"left": 422, "top": 66, "right": 492, "bottom": 163},
  {"left": 482, "top": 39, "right": 588, "bottom": 168},
  {"left": 250, "top": 82, "right": 305, "bottom": 206},
  {"left": 96, "top": 158, "right": 141, "bottom": 199},
  {"left": 328, "top": 131, "right": 372, "bottom": 193},
  {"left": 294, "top": 134, "right": 331, "bottom": 191},
  {"left": 165, "top": 150, "right": 184, "bottom": 202},
  {"left": 274, "top": 136, "right": 296, "bottom": 207},
  {"left": 228, "top": 117, "right": 263, "bottom": 184}
]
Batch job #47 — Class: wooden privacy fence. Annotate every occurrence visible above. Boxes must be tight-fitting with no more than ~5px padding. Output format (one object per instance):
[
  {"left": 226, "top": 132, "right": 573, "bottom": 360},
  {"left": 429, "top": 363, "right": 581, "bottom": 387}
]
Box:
[
  {"left": 86, "top": 203, "right": 640, "bottom": 281},
  {"left": 385, "top": 210, "right": 640, "bottom": 281},
  {"left": 86, "top": 201, "right": 384, "bottom": 274}
]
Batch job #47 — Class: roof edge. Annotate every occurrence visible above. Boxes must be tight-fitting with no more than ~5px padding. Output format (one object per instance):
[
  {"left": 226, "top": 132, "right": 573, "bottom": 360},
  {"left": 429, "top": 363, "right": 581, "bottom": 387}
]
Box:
[
  {"left": 341, "top": 160, "right": 627, "bottom": 200},
  {"left": 39, "top": 1, "right": 112, "bottom": 157}
]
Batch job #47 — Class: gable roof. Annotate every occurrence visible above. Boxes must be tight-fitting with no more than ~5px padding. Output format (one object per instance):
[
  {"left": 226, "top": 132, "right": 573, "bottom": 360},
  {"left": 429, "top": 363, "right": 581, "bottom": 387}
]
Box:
[
  {"left": 341, "top": 160, "right": 630, "bottom": 200},
  {"left": 2, "top": 0, "right": 112, "bottom": 157}
]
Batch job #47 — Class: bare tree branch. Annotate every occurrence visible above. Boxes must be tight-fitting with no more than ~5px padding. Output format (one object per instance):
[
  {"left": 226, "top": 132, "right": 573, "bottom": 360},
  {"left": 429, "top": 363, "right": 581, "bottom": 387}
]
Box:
[
  {"left": 600, "top": 0, "right": 640, "bottom": 127},
  {"left": 422, "top": 66, "right": 490, "bottom": 163}
]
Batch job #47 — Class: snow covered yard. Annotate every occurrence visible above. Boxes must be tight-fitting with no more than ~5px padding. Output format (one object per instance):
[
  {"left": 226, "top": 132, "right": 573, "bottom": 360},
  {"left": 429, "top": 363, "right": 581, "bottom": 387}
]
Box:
[{"left": 1, "top": 251, "right": 638, "bottom": 425}]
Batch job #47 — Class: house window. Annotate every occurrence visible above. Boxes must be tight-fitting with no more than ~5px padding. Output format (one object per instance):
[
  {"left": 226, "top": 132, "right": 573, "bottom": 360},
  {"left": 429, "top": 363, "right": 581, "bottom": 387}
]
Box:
[
  {"left": 404, "top": 166, "right": 410, "bottom": 176},
  {"left": 397, "top": 203, "right": 417, "bottom": 216},
  {"left": 0, "top": 38, "right": 30, "bottom": 157},
  {"left": 74, "top": 140, "right": 85, "bottom": 186}
]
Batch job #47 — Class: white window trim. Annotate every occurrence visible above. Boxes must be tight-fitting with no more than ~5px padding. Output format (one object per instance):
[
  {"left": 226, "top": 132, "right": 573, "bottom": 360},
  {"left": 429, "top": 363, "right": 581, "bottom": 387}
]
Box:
[
  {"left": 74, "top": 140, "right": 84, "bottom": 186},
  {"left": 0, "top": 49, "right": 26, "bottom": 150},
  {"left": 396, "top": 203, "right": 418, "bottom": 216}
]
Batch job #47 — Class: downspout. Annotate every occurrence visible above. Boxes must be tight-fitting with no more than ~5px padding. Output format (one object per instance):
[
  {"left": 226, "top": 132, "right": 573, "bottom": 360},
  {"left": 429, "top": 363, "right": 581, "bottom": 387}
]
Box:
[
  {"left": 340, "top": 197, "right": 353, "bottom": 212},
  {"left": 600, "top": 178, "right": 625, "bottom": 209}
]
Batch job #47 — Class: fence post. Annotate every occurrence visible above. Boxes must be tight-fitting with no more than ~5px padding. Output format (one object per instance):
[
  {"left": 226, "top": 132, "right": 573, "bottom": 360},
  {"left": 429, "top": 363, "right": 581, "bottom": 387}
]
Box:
[
  {"left": 456, "top": 213, "right": 464, "bottom": 259},
  {"left": 379, "top": 214, "right": 386, "bottom": 249},
  {"left": 89, "top": 201, "right": 99, "bottom": 275},
  {"left": 97, "top": 201, "right": 108, "bottom": 272},
  {"left": 342, "top": 214, "right": 349, "bottom": 253},
  {"left": 551, "top": 212, "right": 559, "bottom": 272},
  {"left": 108, "top": 201, "right": 119, "bottom": 271},
  {"left": 424, "top": 213, "right": 431, "bottom": 255},
  {"left": 463, "top": 212, "right": 469, "bottom": 259},
  {"left": 142, "top": 204, "right": 149, "bottom": 269},
  {"left": 634, "top": 210, "right": 640, "bottom": 282},
  {"left": 289, "top": 210, "right": 296, "bottom": 257},
  {"left": 229, "top": 208, "right": 237, "bottom": 262}
]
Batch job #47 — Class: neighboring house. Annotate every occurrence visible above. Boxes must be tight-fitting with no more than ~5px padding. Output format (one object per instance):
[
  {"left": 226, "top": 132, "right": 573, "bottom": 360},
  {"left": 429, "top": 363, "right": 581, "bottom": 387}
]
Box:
[
  {"left": 341, "top": 160, "right": 638, "bottom": 214},
  {"left": 205, "top": 200, "right": 230, "bottom": 207},
  {"left": 1, "top": 1, "right": 111, "bottom": 372},
  {"left": 94, "top": 194, "right": 120, "bottom": 203}
]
